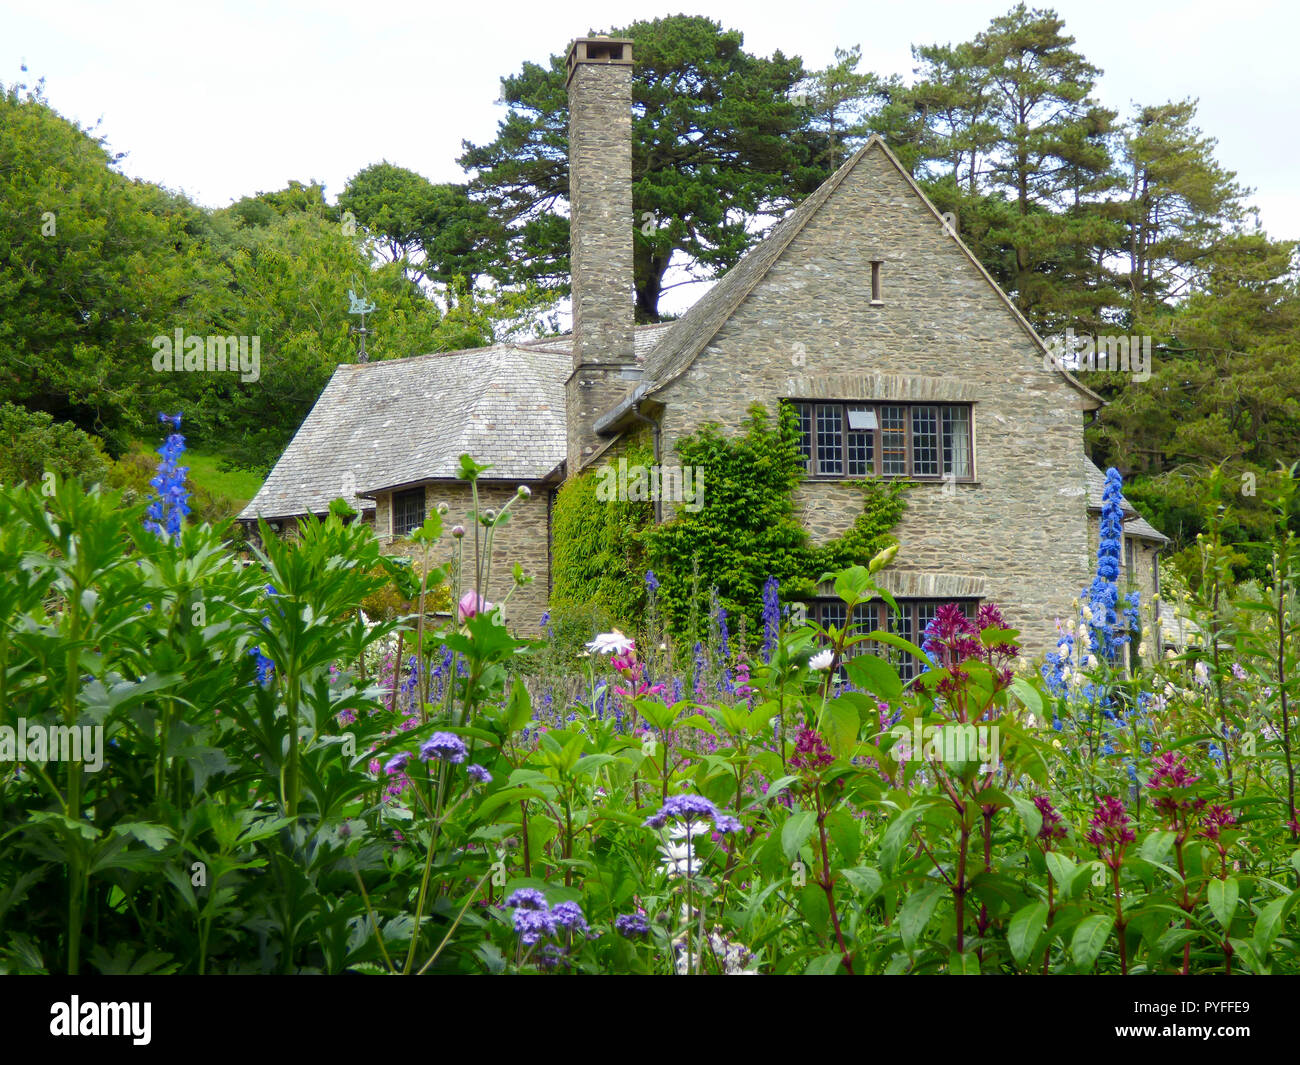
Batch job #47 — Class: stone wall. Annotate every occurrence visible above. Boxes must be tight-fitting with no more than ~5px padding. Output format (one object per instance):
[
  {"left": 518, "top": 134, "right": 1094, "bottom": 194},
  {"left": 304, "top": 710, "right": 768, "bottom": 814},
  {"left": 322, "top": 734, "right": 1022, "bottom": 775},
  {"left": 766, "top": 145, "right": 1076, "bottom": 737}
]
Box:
[
  {"left": 372, "top": 481, "right": 552, "bottom": 634},
  {"left": 652, "top": 143, "right": 1096, "bottom": 656}
]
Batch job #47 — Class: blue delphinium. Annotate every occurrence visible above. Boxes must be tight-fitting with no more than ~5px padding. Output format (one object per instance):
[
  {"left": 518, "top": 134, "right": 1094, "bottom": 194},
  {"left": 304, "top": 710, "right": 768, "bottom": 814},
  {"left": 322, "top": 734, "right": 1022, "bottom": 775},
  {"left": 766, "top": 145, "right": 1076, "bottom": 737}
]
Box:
[
  {"left": 760, "top": 575, "right": 781, "bottom": 663},
  {"left": 645, "top": 570, "right": 660, "bottom": 593},
  {"left": 143, "top": 412, "right": 191, "bottom": 541}
]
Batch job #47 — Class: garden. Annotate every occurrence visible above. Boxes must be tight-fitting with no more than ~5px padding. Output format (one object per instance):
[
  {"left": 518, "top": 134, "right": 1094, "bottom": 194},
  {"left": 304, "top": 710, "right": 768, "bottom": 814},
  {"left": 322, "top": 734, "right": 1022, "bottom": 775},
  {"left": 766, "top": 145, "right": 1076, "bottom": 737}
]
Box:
[{"left": 1, "top": 417, "right": 1298, "bottom": 977}]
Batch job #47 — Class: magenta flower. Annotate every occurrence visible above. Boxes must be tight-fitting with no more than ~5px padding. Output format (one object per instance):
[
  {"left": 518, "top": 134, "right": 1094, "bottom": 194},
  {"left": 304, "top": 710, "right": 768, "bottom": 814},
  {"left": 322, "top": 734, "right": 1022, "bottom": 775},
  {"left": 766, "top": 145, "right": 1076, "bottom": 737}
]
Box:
[
  {"left": 1033, "top": 795, "right": 1068, "bottom": 844},
  {"left": 457, "top": 590, "right": 492, "bottom": 622},
  {"left": 1086, "top": 795, "right": 1137, "bottom": 869},
  {"left": 790, "top": 727, "right": 834, "bottom": 771}
]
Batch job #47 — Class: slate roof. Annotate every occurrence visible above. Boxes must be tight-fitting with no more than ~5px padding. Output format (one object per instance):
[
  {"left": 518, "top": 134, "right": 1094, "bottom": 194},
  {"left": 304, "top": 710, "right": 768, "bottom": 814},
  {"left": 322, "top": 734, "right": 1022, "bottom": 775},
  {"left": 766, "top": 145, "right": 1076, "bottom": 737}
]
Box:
[
  {"left": 1084, "top": 458, "right": 1168, "bottom": 543},
  {"left": 238, "top": 325, "right": 672, "bottom": 522}
]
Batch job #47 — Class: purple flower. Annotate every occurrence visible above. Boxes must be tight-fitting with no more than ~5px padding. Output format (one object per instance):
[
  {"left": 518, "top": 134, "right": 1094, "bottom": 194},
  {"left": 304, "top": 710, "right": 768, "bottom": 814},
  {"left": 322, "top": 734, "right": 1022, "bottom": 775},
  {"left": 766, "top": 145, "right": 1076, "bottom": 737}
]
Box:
[
  {"left": 505, "top": 888, "right": 547, "bottom": 911},
  {"left": 644, "top": 793, "right": 720, "bottom": 829},
  {"left": 615, "top": 913, "right": 650, "bottom": 938},
  {"left": 467, "top": 764, "right": 492, "bottom": 785},
  {"left": 644, "top": 793, "right": 743, "bottom": 834},
  {"left": 1032, "top": 795, "right": 1068, "bottom": 843},
  {"left": 645, "top": 570, "right": 660, "bottom": 592},
  {"left": 419, "top": 732, "right": 467, "bottom": 764},
  {"left": 384, "top": 751, "right": 411, "bottom": 775},
  {"left": 551, "top": 901, "right": 587, "bottom": 932},
  {"left": 512, "top": 907, "right": 557, "bottom": 945}
]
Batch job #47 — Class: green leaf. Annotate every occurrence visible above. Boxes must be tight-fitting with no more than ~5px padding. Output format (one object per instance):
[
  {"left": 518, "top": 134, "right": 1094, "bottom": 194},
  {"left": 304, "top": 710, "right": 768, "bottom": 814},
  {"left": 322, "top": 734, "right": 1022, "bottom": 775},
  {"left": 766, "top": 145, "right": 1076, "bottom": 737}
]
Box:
[
  {"left": 1008, "top": 901, "right": 1048, "bottom": 967},
  {"left": 840, "top": 865, "right": 883, "bottom": 901},
  {"left": 899, "top": 881, "right": 944, "bottom": 951},
  {"left": 112, "top": 822, "right": 175, "bottom": 852},
  {"left": 879, "top": 805, "right": 925, "bottom": 876},
  {"left": 782, "top": 810, "right": 817, "bottom": 862},
  {"left": 952, "top": 950, "right": 980, "bottom": 974},
  {"left": 843, "top": 652, "right": 903, "bottom": 704},
  {"left": 1044, "top": 851, "right": 1079, "bottom": 897},
  {"left": 1070, "top": 914, "right": 1113, "bottom": 970},
  {"left": 1009, "top": 676, "right": 1043, "bottom": 718},
  {"left": 504, "top": 676, "right": 532, "bottom": 733},
  {"left": 1010, "top": 795, "right": 1042, "bottom": 839},
  {"left": 804, "top": 952, "right": 844, "bottom": 975},
  {"left": 822, "top": 698, "right": 860, "bottom": 754},
  {"left": 1207, "top": 877, "right": 1239, "bottom": 931}
]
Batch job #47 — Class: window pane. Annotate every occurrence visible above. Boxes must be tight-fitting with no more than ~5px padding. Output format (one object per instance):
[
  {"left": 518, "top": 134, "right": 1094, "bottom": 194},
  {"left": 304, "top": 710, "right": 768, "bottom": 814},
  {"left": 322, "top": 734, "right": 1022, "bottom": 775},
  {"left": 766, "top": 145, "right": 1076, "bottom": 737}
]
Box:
[
  {"left": 911, "top": 406, "right": 939, "bottom": 477},
  {"left": 815, "top": 404, "right": 843, "bottom": 476},
  {"left": 847, "top": 405, "right": 874, "bottom": 475},
  {"left": 394, "top": 490, "right": 424, "bottom": 537},
  {"left": 942, "top": 406, "right": 971, "bottom": 479},
  {"left": 821, "top": 601, "right": 847, "bottom": 633},
  {"left": 795, "top": 403, "right": 813, "bottom": 470},
  {"left": 880, "top": 405, "right": 906, "bottom": 475}
]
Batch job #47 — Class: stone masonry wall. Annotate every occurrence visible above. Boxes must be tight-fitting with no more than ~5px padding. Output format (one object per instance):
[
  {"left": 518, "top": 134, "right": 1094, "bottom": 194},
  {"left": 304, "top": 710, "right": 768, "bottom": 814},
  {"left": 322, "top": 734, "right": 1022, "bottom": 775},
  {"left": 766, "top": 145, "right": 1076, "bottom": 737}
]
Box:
[
  {"left": 653, "top": 142, "right": 1095, "bottom": 656},
  {"left": 373, "top": 481, "right": 552, "bottom": 634}
]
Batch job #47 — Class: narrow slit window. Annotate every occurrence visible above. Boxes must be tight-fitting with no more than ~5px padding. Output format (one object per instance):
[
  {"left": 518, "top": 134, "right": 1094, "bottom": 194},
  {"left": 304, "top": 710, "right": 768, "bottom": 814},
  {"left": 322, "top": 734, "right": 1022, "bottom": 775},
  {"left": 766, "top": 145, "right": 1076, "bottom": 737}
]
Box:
[{"left": 870, "top": 261, "right": 883, "bottom": 303}]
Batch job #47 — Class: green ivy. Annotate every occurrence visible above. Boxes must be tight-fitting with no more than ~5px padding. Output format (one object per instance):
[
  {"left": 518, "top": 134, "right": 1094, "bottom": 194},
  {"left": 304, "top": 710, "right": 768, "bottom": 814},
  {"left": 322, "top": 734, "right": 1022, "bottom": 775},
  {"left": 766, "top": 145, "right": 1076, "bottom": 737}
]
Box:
[
  {"left": 641, "top": 402, "right": 908, "bottom": 646},
  {"left": 551, "top": 438, "right": 655, "bottom": 626}
]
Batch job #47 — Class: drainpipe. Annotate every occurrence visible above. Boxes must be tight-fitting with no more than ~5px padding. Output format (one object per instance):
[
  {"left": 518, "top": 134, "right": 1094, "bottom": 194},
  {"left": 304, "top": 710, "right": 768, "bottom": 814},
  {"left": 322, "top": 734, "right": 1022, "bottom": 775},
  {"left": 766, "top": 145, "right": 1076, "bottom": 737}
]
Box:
[{"left": 628, "top": 402, "right": 662, "bottom": 523}]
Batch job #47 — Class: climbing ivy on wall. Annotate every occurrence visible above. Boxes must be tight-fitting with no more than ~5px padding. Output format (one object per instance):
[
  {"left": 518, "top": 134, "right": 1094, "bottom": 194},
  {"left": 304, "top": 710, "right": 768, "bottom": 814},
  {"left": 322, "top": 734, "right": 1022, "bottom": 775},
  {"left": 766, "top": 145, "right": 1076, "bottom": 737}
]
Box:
[
  {"left": 642, "top": 402, "right": 909, "bottom": 644},
  {"left": 551, "top": 438, "right": 655, "bottom": 625},
  {"left": 549, "top": 404, "right": 909, "bottom": 646}
]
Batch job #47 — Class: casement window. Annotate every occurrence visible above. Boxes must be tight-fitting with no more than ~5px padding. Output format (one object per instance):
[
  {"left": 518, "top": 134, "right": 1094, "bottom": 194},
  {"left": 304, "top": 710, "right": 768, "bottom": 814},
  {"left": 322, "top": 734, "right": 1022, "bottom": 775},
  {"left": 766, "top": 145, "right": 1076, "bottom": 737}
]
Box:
[
  {"left": 393, "top": 488, "right": 426, "bottom": 538},
  {"left": 791, "top": 401, "right": 973, "bottom": 480},
  {"left": 1124, "top": 537, "right": 1136, "bottom": 584},
  {"left": 806, "top": 598, "right": 979, "bottom": 681}
]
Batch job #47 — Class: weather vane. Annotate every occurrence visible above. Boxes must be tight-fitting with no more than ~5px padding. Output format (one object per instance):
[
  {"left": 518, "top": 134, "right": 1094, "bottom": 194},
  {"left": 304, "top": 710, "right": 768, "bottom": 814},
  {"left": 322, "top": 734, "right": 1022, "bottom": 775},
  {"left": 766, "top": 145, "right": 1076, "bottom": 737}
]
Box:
[{"left": 347, "top": 284, "right": 377, "bottom": 362}]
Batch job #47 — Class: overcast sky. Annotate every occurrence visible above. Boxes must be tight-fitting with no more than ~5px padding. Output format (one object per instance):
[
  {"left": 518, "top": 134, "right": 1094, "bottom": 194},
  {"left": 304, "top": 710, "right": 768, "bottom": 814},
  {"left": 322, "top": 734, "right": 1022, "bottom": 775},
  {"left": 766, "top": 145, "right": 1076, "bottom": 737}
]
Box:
[{"left": 4, "top": 0, "right": 1297, "bottom": 307}]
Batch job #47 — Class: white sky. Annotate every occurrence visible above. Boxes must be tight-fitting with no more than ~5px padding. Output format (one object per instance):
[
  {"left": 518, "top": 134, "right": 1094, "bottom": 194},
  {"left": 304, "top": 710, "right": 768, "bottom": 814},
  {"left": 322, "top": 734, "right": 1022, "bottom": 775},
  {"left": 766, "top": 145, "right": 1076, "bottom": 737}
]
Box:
[{"left": 4, "top": 0, "right": 1297, "bottom": 316}]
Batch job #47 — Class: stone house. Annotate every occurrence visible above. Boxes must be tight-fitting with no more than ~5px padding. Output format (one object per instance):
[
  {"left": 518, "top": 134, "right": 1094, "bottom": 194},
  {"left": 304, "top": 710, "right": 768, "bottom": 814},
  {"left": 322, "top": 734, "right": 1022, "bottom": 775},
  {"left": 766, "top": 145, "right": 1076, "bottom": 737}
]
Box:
[{"left": 240, "top": 35, "right": 1168, "bottom": 663}]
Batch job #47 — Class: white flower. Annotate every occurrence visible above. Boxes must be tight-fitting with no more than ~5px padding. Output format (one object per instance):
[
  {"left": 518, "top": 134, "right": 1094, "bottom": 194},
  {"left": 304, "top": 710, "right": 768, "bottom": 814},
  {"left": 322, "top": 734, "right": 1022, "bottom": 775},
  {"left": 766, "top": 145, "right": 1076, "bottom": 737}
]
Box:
[
  {"left": 1163, "top": 683, "right": 1176, "bottom": 698},
  {"left": 1078, "top": 623, "right": 1090, "bottom": 641},
  {"left": 1194, "top": 660, "right": 1210, "bottom": 688},
  {"left": 1060, "top": 668, "right": 1073, "bottom": 685},
  {"left": 587, "top": 629, "right": 635, "bottom": 655},
  {"left": 1057, "top": 639, "right": 1072, "bottom": 657},
  {"left": 1081, "top": 605, "right": 1093, "bottom": 622},
  {"left": 658, "top": 838, "right": 698, "bottom": 880},
  {"left": 1069, "top": 670, "right": 1085, "bottom": 688},
  {"left": 809, "top": 649, "right": 834, "bottom": 671},
  {"left": 1086, "top": 655, "right": 1099, "bottom": 670}
]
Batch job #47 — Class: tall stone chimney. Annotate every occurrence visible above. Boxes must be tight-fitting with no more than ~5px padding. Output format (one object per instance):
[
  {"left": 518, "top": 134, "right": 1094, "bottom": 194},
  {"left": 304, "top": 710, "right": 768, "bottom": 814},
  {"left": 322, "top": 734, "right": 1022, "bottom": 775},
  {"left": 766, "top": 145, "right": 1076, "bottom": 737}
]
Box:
[{"left": 565, "top": 36, "right": 637, "bottom": 475}]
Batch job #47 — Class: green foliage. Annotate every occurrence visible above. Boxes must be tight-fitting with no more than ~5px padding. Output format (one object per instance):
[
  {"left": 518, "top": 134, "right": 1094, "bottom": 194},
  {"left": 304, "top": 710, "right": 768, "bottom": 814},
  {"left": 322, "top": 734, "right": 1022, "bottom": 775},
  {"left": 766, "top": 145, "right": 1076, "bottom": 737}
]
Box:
[
  {"left": 642, "top": 402, "right": 908, "bottom": 645},
  {"left": 0, "top": 402, "right": 109, "bottom": 487},
  {"left": 0, "top": 82, "right": 199, "bottom": 449},
  {"left": 551, "top": 440, "right": 654, "bottom": 625}
]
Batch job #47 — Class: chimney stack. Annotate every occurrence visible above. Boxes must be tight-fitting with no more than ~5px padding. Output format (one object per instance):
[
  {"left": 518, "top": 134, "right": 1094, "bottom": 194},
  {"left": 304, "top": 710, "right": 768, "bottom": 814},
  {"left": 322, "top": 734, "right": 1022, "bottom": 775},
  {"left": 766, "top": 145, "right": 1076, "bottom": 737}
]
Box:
[{"left": 565, "top": 36, "right": 636, "bottom": 475}]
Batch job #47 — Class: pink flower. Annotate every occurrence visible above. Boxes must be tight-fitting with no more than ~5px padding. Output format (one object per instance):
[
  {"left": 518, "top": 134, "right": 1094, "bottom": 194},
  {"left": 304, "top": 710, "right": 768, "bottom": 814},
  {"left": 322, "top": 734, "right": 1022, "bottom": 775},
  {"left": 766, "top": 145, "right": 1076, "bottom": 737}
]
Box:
[{"left": 457, "top": 590, "right": 491, "bottom": 622}]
